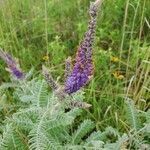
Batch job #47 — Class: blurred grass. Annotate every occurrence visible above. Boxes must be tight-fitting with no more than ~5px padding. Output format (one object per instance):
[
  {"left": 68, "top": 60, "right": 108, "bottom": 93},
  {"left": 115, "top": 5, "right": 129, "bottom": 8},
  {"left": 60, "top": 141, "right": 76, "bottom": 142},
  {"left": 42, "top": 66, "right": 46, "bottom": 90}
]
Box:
[{"left": 0, "top": 0, "right": 150, "bottom": 131}]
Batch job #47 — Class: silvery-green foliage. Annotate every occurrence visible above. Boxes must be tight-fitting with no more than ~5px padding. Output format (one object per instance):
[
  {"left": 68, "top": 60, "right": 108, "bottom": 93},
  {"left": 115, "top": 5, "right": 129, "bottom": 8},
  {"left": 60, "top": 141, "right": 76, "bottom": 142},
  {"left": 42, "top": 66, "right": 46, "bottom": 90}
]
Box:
[
  {"left": 14, "top": 79, "right": 49, "bottom": 106},
  {"left": 0, "top": 78, "right": 102, "bottom": 150},
  {"left": 0, "top": 124, "right": 29, "bottom": 150},
  {"left": 104, "top": 134, "right": 128, "bottom": 150},
  {"left": 71, "top": 119, "right": 95, "bottom": 144},
  {"left": 125, "top": 98, "right": 141, "bottom": 131},
  {"left": 0, "top": 77, "right": 149, "bottom": 150},
  {"left": 125, "top": 99, "right": 150, "bottom": 149}
]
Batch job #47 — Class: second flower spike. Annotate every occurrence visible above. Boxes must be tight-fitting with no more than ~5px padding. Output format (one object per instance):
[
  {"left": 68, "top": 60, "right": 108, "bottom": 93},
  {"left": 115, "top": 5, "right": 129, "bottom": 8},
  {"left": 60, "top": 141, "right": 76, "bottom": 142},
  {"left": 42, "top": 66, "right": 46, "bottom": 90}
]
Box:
[{"left": 0, "top": 49, "right": 24, "bottom": 79}]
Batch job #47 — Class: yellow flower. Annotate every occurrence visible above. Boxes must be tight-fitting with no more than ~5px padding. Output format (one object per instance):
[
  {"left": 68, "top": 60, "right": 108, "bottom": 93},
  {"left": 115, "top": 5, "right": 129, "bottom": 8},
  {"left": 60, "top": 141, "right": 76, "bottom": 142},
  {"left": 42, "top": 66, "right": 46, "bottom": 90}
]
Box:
[
  {"left": 117, "top": 74, "right": 125, "bottom": 80},
  {"left": 42, "top": 55, "right": 49, "bottom": 61},
  {"left": 112, "top": 71, "right": 124, "bottom": 80},
  {"left": 111, "top": 56, "right": 119, "bottom": 62}
]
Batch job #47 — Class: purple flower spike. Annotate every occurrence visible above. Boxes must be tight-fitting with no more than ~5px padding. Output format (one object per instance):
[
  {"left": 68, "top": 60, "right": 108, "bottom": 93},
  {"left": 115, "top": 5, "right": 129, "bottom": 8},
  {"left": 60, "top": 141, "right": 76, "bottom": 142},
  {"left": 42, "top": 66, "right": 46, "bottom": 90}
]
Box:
[
  {"left": 0, "top": 49, "right": 24, "bottom": 79},
  {"left": 65, "top": 0, "right": 102, "bottom": 94}
]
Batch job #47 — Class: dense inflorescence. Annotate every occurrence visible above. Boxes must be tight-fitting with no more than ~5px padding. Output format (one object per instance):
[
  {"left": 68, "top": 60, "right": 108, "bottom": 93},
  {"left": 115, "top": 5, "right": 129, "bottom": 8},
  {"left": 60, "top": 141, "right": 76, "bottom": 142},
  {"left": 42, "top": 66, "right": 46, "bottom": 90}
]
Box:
[
  {"left": 42, "top": 0, "right": 103, "bottom": 108},
  {"left": 64, "top": 1, "right": 101, "bottom": 94},
  {"left": 0, "top": 49, "right": 24, "bottom": 79}
]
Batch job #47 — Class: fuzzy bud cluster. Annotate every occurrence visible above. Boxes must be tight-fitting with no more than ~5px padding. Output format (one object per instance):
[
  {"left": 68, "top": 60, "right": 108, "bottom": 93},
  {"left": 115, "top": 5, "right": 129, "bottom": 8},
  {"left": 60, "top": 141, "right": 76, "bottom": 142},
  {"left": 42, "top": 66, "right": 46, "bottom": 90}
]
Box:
[{"left": 42, "top": 65, "right": 59, "bottom": 91}]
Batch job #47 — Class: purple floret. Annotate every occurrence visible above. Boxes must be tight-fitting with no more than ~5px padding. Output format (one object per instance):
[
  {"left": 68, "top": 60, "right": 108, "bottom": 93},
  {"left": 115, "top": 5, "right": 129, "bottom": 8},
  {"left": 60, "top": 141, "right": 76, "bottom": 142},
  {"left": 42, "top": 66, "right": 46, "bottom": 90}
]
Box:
[
  {"left": 11, "top": 67, "right": 24, "bottom": 79},
  {"left": 65, "top": 59, "right": 93, "bottom": 94}
]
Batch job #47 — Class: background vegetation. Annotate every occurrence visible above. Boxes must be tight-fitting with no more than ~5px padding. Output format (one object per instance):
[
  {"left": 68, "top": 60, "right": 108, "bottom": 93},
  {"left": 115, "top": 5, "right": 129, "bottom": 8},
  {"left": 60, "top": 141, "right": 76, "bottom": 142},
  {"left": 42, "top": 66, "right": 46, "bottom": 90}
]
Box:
[{"left": 0, "top": 0, "right": 149, "bottom": 149}]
